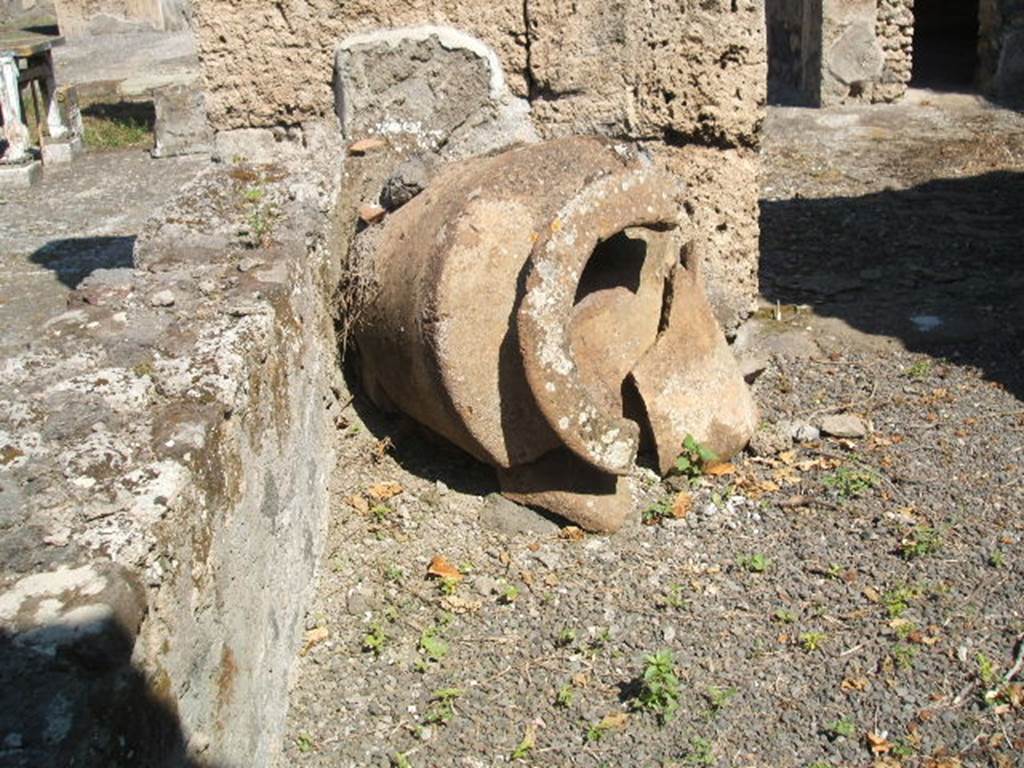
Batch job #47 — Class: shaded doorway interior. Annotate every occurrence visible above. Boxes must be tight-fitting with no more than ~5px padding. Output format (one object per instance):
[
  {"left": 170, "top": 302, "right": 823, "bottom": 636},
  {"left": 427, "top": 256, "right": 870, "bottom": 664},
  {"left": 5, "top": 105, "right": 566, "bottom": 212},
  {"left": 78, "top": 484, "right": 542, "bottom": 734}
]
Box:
[{"left": 911, "top": 0, "right": 981, "bottom": 89}]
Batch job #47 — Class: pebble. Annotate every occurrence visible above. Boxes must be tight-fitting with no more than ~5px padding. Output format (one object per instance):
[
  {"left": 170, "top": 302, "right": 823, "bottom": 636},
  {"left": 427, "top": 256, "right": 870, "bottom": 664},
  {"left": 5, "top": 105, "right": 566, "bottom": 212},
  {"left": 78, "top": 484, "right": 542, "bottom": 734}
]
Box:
[
  {"left": 238, "top": 256, "right": 263, "bottom": 273},
  {"left": 789, "top": 421, "right": 820, "bottom": 442},
  {"left": 819, "top": 413, "right": 867, "bottom": 438},
  {"left": 478, "top": 493, "right": 559, "bottom": 536},
  {"left": 149, "top": 289, "right": 176, "bottom": 307}
]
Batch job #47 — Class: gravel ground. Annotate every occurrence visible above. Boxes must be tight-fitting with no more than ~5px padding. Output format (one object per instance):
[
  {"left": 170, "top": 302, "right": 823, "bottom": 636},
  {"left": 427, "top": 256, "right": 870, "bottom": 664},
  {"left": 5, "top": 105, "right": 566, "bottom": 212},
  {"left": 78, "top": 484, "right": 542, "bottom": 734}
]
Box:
[{"left": 279, "top": 93, "right": 1024, "bottom": 768}]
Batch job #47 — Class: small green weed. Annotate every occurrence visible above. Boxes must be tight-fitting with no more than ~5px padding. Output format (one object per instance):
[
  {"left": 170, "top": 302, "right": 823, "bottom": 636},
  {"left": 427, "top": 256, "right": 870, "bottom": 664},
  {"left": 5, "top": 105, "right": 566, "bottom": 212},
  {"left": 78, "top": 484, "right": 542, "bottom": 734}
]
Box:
[
  {"left": 673, "top": 434, "right": 718, "bottom": 482},
  {"left": 899, "top": 526, "right": 942, "bottom": 560},
  {"left": 369, "top": 504, "right": 391, "bottom": 523},
  {"left": 773, "top": 608, "right": 797, "bottom": 624},
  {"left": 384, "top": 564, "right": 405, "bottom": 582},
  {"left": 642, "top": 497, "right": 674, "bottom": 525},
  {"left": 737, "top": 553, "right": 769, "bottom": 573},
  {"left": 826, "top": 717, "right": 855, "bottom": 739},
  {"left": 977, "top": 652, "right": 999, "bottom": 689},
  {"left": 823, "top": 466, "right": 877, "bottom": 499},
  {"left": 500, "top": 584, "right": 520, "bottom": 604},
  {"left": 704, "top": 686, "right": 737, "bottom": 716},
  {"left": 891, "top": 643, "right": 917, "bottom": 670},
  {"left": 988, "top": 550, "right": 1006, "bottom": 568},
  {"left": 799, "top": 631, "right": 826, "bottom": 652},
  {"left": 682, "top": 736, "right": 715, "bottom": 766},
  {"left": 362, "top": 622, "right": 387, "bottom": 656},
  {"left": 438, "top": 576, "right": 460, "bottom": 596},
  {"left": 633, "top": 650, "right": 680, "bottom": 724},
  {"left": 295, "top": 732, "right": 314, "bottom": 753},
  {"left": 556, "top": 628, "right": 577, "bottom": 648},
  {"left": 905, "top": 360, "right": 932, "bottom": 380},
  {"left": 424, "top": 687, "right": 462, "bottom": 725},
  {"left": 391, "top": 752, "right": 413, "bottom": 768},
  {"left": 555, "top": 683, "right": 575, "bottom": 708},
  {"left": 510, "top": 725, "right": 535, "bottom": 760},
  {"left": 418, "top": 626, "right": 449, "bottom": 662},
  {"left": 883, "top": 585, "right": 922, "bottom": 619}
]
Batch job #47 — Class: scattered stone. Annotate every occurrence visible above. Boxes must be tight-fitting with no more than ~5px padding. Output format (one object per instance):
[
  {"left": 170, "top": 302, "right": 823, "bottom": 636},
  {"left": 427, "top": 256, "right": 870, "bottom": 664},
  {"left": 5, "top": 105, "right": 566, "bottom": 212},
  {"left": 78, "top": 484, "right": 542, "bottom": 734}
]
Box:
[
  {"left": 478, "top": 493, "right": 560, "bottom": 537},
  {"left": 348, "top": 137, "right": 387, "bottom": 155},
  {"left": 358, "top": 203, "right": 386, "bottom": 224},
  {"left": 747, "top": 422, "right": 792, "bottom": 456},
  {"left": 381, "top": 157, "right": 431, "bottom": 210},
  {"left": 818, "top": 413, "right": 867, "bottom": 438},
  {"left": 788, "top": 421, "right": 821, "bottom": 443},
  {"left": 149, "top": 290, "right": 176, "bottom": 307},
  {"left": 238, "top": 256, "right": 263, "bottom": 273}
]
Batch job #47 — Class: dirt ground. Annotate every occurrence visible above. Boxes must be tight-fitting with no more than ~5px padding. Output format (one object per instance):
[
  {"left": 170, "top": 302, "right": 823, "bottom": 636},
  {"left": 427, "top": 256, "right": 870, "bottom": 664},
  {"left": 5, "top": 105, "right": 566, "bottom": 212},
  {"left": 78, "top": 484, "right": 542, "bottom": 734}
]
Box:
[{"left": 279, "top": 92, "right": 1024, "bottom": 768}]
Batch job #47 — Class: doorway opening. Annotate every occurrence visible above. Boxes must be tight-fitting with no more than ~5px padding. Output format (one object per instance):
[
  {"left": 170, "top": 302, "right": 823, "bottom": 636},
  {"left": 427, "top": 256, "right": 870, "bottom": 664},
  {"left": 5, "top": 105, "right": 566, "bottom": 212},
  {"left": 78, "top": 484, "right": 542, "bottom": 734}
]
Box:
[{"left": 911, "top": 0, "right": 980, "bottom": 90}]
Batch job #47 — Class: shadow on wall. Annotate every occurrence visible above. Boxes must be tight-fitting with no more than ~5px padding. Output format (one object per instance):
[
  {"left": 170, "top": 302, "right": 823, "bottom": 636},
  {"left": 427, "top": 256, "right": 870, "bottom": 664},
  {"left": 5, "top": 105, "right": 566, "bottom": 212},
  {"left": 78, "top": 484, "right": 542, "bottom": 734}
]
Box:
[
  {"left": 0, "top": 619, "right": 215, "bottom": 768},
  {"left": 29, "top": 236, "right": 136, "bottom": 288},
  {"left": 759, "top": 170, "right": 1024, "bottom": 401}
]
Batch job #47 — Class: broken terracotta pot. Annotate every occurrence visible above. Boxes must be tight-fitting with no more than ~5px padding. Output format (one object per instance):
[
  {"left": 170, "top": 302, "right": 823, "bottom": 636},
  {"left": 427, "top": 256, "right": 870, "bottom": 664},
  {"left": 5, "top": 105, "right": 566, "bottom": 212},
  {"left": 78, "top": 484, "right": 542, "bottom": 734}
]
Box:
[{"left": 352, "top": 136, "right": 757, "bottom": 531}]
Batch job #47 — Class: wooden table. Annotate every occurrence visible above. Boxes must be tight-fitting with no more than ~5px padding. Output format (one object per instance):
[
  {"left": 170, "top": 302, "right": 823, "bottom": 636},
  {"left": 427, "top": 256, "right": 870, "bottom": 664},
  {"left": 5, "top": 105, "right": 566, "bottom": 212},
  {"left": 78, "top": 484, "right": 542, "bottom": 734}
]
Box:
[{"left": 0, "top": 29, "right": 68, "bottom": 164}]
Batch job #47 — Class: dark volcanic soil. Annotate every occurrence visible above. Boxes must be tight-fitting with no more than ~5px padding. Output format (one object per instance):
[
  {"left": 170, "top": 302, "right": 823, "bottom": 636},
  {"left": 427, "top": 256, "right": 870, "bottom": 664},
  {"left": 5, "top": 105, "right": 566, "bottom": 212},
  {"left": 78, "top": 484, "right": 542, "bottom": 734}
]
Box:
[{"left": 279, "top": 92, "right": 1024, "bottom": 768}]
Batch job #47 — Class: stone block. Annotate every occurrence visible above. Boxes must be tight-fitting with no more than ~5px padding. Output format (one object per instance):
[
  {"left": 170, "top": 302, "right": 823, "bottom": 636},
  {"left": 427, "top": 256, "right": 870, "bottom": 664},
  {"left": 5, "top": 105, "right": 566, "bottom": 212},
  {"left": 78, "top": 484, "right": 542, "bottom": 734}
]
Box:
[
  {"left": 41, "top": 136, "right": 84, "bottom": 164},
  {"left": 0, "top": 160, "right": 42, "bottom": 189},
  {"left": 152, "top": 82, "right": 213, "bottom": 158}
]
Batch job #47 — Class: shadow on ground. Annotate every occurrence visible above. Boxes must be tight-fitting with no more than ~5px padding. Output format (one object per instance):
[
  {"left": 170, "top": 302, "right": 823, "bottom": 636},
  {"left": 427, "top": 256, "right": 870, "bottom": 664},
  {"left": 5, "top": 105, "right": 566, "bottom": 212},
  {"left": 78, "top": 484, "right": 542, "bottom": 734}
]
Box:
[
  {"left": 0, "top": 619, "right": 214, "bottom": 767},
  {"left": 28, "top": 236, "right": 136, "bottom": 288},
  {"left": 760, "top": 170, "right": 1024, "bottom": 401}
]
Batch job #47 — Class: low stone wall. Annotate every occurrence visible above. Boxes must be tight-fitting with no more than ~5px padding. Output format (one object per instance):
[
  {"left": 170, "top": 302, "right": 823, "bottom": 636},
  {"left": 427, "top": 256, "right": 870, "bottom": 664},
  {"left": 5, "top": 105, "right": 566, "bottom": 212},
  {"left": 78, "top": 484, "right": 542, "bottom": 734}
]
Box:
[{"left": 0, "top": 127, "right": 344, "bottom": 766}]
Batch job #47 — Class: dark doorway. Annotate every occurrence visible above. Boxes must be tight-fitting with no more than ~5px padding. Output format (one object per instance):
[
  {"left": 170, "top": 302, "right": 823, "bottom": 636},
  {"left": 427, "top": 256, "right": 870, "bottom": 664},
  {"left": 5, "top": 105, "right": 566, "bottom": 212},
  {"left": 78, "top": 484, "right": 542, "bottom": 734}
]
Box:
[{"left": 911, "top": 0, "right": 980, "bottom": 89}]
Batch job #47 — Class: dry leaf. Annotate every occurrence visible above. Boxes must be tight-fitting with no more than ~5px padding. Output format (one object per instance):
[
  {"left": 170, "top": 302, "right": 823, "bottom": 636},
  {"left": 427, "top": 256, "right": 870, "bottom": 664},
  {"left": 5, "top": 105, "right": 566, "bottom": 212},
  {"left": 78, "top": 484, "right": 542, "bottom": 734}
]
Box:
[
  {"left": 560, "top": 526, "right": 585, "bottom": 541},
  {"left": 672, "top": 491, "right": 692, "bottom": 519},
  {"left": 572, "top": 672, "right": 589, "bottom": 687},
  {"left": 597, "top": 712, "right": 629, "bottom": 731},
  {"left": 841, "top": 676, "right": 870, "bottom": 692},
  {"left": 863, "top": 586, "right": 882, "bottom": 603},
  {"left": 705, "top": 462, "right": 735, "bottom": 476},
  {"left": 367, "top": 481, "right": 403, "bottom": 501},
  {"left": 427, "top": 555, "right": 463, "bottom": 582},
  {"left": 543, "top": 573, "right": 559, "bottom": 587},
  {"left": 348, "top": 137, "right": 386, "bottom": 154},
  {"left": 866, "top": 731, "right": 894, "bottom": 754},
  {"left": 301, "top": 626, "right": 329, "bottom": 655},
  {"left": 348, "top": 494, "right": 369, "bottom": 513}
]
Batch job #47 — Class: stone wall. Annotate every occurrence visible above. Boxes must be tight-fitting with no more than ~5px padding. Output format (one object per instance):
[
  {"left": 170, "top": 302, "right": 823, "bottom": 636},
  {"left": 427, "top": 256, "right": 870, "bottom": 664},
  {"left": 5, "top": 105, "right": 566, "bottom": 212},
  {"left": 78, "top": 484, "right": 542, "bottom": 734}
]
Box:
[
  {"left": 874, "top": 0, "right": 914, "bottom": 101},
  {"left": 0, "top": 130, "right": 345, "bottom": 767},
  {"left": 980, "top": 0, "right": 1024, "bottom": 100},
  {"left": 196, "top": 0, "right": 767, "bottom": 330},
  {"left": 52, "top": 0, "right": 191, "bottom": 37},
  {"left": 767, "top": 0, "right": 913, "bottom": 106}
]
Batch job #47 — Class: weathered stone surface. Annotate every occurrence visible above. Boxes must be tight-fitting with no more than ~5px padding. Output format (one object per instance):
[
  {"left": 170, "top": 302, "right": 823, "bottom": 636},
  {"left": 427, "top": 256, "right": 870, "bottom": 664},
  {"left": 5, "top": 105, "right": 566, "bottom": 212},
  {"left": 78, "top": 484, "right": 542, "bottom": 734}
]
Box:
[
  {"left": 0, "top": 159, "right": 41, "bottom": 189},
  {"left": 819, "top": 413, "right": 867, "bottom": 438},
  {"left": 0, "top": 127, "right": 346, "bottom": 766},
  {"left": 152, "top": 82, "right": 213, "bottom": 158}
]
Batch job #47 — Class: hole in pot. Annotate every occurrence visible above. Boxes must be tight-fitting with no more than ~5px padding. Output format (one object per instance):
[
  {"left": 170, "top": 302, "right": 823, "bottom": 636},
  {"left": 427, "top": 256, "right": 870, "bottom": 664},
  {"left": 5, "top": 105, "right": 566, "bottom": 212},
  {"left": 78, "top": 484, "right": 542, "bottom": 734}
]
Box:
[{"left": 574, "top": 230, "right": 646, "bottom": 305}]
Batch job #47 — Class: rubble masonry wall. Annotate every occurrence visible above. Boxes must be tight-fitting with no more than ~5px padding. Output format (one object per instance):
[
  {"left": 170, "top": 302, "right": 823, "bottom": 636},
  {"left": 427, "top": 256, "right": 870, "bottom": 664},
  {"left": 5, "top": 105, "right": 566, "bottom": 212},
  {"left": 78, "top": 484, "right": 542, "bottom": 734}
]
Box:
[{"left": 194, "top": 0, "right": 768, "bottom": 330}]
